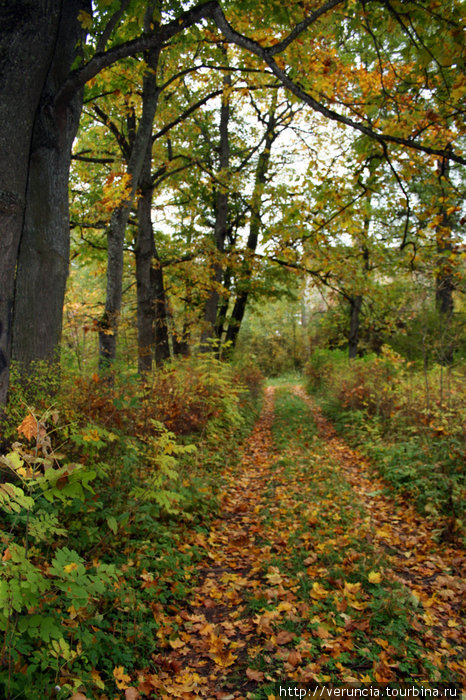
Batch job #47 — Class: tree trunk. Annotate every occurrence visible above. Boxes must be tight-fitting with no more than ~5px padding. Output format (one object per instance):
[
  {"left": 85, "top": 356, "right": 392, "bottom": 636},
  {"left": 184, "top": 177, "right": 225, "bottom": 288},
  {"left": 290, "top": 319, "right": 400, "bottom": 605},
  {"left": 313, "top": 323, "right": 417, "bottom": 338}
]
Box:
[
  {"left": 99, "top": 44, "right": 161, "bottom": 369},
  {"left": 0, "top": 0, "right": 62, "bottom": 405},
  {"left": 136, "top": 150, "right": 155, "bottom": 374},
  {"left": 225, "top": 92, "right": 277, "bottom": 349},
  {"left": 348, "top": 295, "right": 362, "bottom": 359},
  {"left": 435, "top": 158, "right": 454, "bottom": 365},
  {"left": 12, "top": 0, "right": 89, "bottom": 378},
  {"left": 201, "top": 49, "right": 230, "bottom": 349},
  {"left": 152, "top": 259, "right": 170, "bottom": 365},
  {"left": 216, "top": 268, "right": 231, "bottom": 346},
  {"left": 135, "top": 146, "right": 170, "bottom": 372}
]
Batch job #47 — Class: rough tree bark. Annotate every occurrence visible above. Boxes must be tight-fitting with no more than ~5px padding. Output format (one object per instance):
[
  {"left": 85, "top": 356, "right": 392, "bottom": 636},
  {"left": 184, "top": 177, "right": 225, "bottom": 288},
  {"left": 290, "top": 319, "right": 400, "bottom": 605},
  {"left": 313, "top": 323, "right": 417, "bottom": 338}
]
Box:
[
  {"left": 3, "top": 0, "right": 218, "bottom": 402},
  {"left": 0, "top": 0, "right": 63, "bottom": 405},
  {"left": 12, "top": 0, "right": 90, "bottom": 376},
  {"left": 135, "top": 144, "right": 170, "bottom": 373}
]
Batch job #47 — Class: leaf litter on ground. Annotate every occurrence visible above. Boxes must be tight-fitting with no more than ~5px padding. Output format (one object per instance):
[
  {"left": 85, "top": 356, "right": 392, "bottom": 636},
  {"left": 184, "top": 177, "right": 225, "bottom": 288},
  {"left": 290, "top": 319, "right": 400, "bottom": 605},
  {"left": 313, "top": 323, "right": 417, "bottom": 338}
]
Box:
[{"left": 131, "top": 385, "right": 464, "bottom": 698}]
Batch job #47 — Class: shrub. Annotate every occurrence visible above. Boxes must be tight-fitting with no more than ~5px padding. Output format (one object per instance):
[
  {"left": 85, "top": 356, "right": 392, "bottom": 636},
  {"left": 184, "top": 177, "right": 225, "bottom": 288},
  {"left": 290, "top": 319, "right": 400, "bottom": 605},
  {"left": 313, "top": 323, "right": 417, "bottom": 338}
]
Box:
[{"left": 304, "top": 349, "right": 465, "bottom": 531}]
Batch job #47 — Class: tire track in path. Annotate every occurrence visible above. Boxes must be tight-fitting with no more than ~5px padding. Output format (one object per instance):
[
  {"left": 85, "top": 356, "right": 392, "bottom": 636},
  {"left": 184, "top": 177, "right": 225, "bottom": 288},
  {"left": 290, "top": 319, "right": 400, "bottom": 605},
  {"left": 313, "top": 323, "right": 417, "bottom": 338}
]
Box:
[
  {"left": 292, "top": 385, "right": 465, "bottom": 685},
  {"left": 146, "top": 386, "right": 278, "bottom": 699}
]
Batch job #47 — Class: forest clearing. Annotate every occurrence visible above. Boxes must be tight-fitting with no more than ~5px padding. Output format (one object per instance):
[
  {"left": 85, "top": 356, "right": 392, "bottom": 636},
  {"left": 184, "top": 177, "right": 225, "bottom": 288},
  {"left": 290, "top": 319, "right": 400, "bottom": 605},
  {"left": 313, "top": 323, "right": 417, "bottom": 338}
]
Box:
[{"left": 0, "top": 0, "right": 464, "bottom": 697}]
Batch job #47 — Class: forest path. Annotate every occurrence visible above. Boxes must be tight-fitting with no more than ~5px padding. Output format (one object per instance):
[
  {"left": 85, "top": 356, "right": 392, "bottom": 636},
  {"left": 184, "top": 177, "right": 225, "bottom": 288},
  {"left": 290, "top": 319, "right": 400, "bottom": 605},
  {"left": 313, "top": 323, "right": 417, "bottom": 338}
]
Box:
[{"left": 140, "top": 384, "right": 464, "bottom": 699}]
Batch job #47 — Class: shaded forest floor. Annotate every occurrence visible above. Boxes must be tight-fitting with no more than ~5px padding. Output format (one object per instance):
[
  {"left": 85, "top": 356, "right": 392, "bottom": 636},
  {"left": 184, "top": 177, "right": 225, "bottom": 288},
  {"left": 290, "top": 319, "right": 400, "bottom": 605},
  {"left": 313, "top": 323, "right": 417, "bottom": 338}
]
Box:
[{"left": 134, "top": 385, "right": 464, "bottom": 698}]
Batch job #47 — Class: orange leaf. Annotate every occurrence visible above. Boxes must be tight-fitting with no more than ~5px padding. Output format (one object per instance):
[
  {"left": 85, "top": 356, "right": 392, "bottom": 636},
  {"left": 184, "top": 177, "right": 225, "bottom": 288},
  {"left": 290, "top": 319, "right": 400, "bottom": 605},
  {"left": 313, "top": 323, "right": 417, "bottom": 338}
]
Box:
[
  {"left": 287, "top": 649, "right": 302, "bottom": 667},
  {"left": 275, "top": 630, "right": 295, "bottom": 645},
  {"left": 246, "top": 668, "right": 264, "bottom": 681},
  {"left": 17, "top": 414, "right": 40, "bottom": 441},
  {"left": 125, "top": 689, "right": 139, "bottom": 700}
]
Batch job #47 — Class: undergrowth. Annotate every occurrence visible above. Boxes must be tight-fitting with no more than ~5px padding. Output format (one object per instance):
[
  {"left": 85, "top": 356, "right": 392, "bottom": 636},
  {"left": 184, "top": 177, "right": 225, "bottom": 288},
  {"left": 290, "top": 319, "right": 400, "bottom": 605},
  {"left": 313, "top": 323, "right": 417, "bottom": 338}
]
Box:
[
  {"left": 0, "top": 356, "right": 263, "bottom": 698},
  {"left": 304, "top": 348, "right": 465, "bottom": 538}
]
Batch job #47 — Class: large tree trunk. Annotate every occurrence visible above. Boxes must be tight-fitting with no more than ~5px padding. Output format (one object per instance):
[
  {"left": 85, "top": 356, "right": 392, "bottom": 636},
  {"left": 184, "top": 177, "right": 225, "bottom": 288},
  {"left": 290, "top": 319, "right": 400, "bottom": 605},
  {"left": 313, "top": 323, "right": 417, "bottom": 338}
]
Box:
[
  {"left": 12, "top": 0, "right": 89, "bottom": 377},
  {"left": 0, "top": 0, "right": 62, "bottom": 405},
  {"left": 135, "top": 146, "right": 170, "bottom": 373},
  {"left": 99, "top": 44, "right": 161, "bottom": 369},
  {"left": 136, "top": 149, "right": 155, "bottom": 374},
  {"left": 435, "top": 159, "right": 454, "bottom": 365}
]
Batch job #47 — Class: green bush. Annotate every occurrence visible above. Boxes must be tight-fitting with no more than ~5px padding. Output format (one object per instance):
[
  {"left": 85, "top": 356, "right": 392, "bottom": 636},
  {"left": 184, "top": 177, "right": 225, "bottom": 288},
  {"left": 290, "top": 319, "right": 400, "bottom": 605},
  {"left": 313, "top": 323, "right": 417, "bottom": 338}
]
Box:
[{"left": 304, "top": 349, "right": 465, "bottom": 534}]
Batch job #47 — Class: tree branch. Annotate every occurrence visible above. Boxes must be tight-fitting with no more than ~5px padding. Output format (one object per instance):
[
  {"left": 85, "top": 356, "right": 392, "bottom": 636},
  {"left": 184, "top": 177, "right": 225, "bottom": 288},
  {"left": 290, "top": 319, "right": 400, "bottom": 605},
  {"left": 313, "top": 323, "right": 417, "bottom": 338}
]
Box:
[{"left": 211, "top": 5, "right": 466, "bottom": 165}]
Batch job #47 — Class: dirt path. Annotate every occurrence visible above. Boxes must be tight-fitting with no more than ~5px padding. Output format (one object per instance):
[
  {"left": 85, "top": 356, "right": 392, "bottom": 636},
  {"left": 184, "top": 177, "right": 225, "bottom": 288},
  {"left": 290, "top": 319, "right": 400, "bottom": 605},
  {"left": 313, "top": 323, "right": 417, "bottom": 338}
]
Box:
[
  {"left": 144, "top": 386, "right": 278, "bottom": 698},
  {"left": 137, "top": 385, "right": 464, "bottom": 699},
  {"left": 291, "top": 386, "right": 465, "bottom": 684}
]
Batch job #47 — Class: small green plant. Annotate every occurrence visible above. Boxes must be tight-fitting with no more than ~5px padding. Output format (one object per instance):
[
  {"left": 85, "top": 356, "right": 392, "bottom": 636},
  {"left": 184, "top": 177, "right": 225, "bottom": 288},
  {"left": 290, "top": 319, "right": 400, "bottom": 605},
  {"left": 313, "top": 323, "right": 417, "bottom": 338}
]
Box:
[{"left": 0, "top": 407, "right": 117, "bottom": 698}]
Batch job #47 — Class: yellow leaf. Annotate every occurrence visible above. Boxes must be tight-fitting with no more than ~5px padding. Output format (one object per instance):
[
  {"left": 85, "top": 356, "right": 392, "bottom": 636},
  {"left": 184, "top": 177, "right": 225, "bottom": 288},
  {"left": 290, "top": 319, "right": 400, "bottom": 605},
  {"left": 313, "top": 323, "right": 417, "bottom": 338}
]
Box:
[
  {"left": 64, "top": 562, "right": 78, "bottom": 574},
  {"left": 374, "top": 637, "right": 389, "bottom": 649},
  {"left": 91, "top": 669, "right": 105, "bottom": 689},
  {"left": 211, "top": 649, "right": 236, "bottom": 667},
  {"left": 78, "top": 10, "right": 92, "bottom": 29},
  {"left": 310, "top": 582, "right": 328, "bottom": 599},
  {"left": 266, "top": 567, "right": 283, "bottom": 585},
  {"left": 343, "top": 581, "right": 361, "bottom": 595},
  {"left": 113, "top": 666, "right": 131, "bottom": 690},
  {"left": 169, "top": 637, "right": 185, "bottom": 649},
  {"left": 368, "top": 571, "right": 382, "bottom": 584},
  {"left": 423, "top": 611, "right": 435, "bottom": 626}
]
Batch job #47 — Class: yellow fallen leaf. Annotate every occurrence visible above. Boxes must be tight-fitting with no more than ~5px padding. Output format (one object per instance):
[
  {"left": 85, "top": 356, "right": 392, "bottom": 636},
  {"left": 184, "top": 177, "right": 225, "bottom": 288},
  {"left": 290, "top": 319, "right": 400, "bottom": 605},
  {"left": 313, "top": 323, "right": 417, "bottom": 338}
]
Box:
[
  {"left": 344, "top": 581, "right": 361, "bottom": 595},
  {"left": 423, "top": 611, "right": 435, "bottom": 626},
  {"left": 113, "top": 666, "right": 131, "bottom": 690},
  {"left": 91, "top": 669, "right": 105, "bottom": 689},
  {"left": 169, "top": 638, "right": 185, "bottom": 649},
  {"left": 374, "top": 637, "right": 389, "bottom": 649},
  {"left": 368, "top": 571, "right": 382, "bottom": 584},
  {"left": 266, "top": 572, "right": 283, "bottom": 585},
  {"left": 310, "top": 582, "right": 328, "bottom": 600}
]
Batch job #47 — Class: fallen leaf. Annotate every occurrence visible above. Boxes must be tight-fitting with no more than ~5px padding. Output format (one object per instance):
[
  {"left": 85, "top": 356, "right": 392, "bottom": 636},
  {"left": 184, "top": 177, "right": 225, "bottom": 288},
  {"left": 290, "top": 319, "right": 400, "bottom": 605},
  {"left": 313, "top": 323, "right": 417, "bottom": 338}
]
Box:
[
  {"left": 113, "top": 666, "right": 131, "bottom": 690},
  {"left": 368, "top": 571, "right": 382, "bottom": 584},
  {"left": 169, "top": 638, "right": 185, "bottom": 649},
  {"left": 246, "top": 668, "right": 264, "bottom": 681},
  {"left": 275, "top": 629, "right": 295, "bottom": 645},
  {"left": 125, "top": 688, "right": 139, "bottom": 700}
]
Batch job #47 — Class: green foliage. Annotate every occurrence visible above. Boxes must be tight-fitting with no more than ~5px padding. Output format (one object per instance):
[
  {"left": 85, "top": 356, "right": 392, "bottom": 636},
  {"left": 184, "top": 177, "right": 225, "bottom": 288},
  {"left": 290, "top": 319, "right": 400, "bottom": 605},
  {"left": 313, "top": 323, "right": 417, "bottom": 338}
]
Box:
[
  {"left": 304, "top": 349, "right": 465, "bottom": 533},
  {"left": 236, "top": 293, "right": 309, "bottom": 376},
  {"left": 0, "top": 355, "right": 263, "bottom": 696},
  {"left": 145, "top": 354, "right": 249, "bottom": 438}
]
